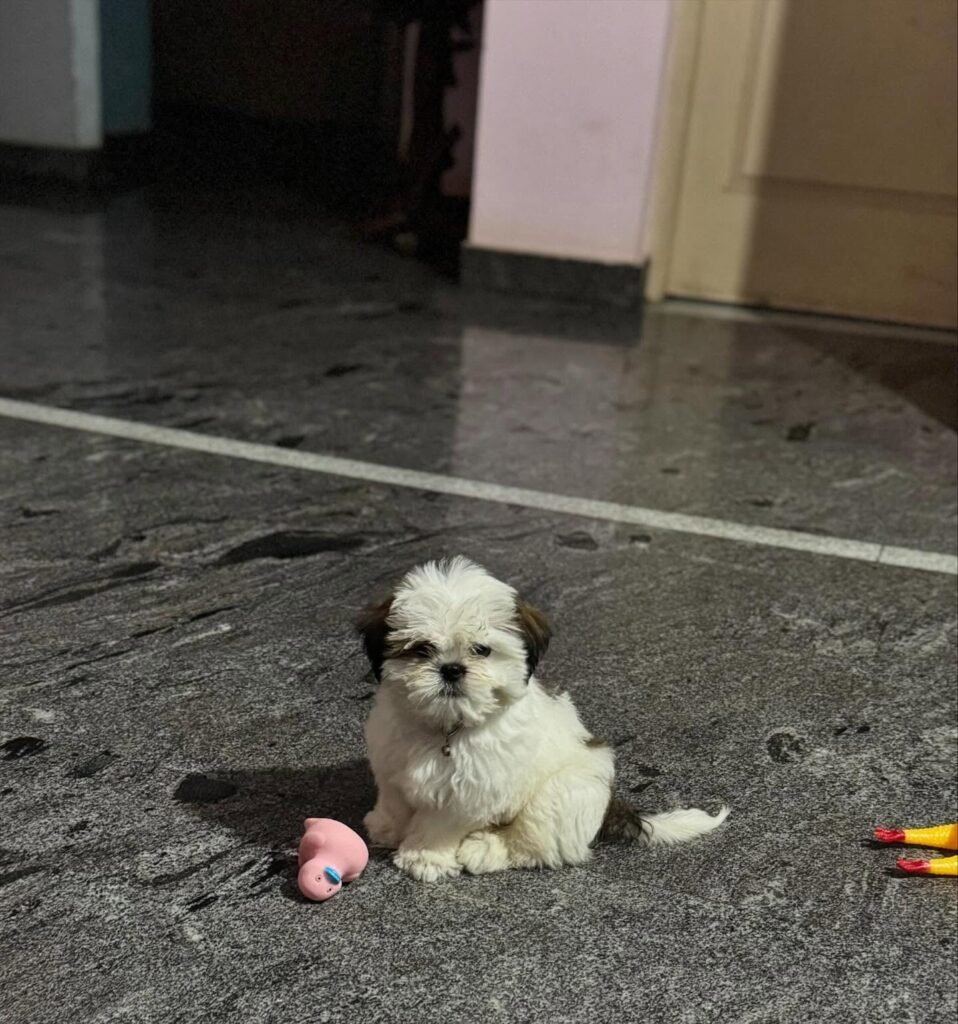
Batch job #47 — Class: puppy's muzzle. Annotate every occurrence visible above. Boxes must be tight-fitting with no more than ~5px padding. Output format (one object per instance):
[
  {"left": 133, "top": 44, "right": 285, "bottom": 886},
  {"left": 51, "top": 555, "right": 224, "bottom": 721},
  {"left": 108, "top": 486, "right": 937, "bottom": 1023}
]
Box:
[{"left": 439, "top": 662, "right": 465, "bottom": 694}]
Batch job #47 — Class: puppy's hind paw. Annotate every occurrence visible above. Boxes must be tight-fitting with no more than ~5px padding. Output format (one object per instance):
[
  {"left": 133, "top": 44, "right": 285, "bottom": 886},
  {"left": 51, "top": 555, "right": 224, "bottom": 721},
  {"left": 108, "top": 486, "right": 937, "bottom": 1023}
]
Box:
[
  {"left": 458, "top": 830, "right": 511, "bottom": 875},
  {"left": 394, "top": 847, "right": 462, "bottom": 883},
  {"left": 364, "top": 809, "right": 406, "bottom": 849}
]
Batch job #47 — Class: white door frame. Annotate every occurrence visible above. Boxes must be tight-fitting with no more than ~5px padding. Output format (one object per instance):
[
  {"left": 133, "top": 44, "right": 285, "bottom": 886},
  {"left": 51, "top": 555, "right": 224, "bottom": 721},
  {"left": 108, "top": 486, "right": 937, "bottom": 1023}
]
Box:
[{"left": 645, "top": 0, "right": 707, "bottom": 301}]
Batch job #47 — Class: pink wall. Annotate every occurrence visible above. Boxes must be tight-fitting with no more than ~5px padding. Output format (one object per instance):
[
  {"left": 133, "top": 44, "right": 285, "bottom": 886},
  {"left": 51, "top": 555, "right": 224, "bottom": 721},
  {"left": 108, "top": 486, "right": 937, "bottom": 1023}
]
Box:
[{"left": 468, "top": 0, "right": 672, "bottom": 266}]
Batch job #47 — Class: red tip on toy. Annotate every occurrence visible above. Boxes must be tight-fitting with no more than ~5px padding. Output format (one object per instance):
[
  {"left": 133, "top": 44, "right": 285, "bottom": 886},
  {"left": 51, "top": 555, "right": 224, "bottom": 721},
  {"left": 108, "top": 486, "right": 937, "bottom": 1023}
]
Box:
[
  {"left": 874, "top": 827, "right": 906, "bottom": 844},
  {"left": 896, "top": 858, "right": 931, "bottom": 874}
]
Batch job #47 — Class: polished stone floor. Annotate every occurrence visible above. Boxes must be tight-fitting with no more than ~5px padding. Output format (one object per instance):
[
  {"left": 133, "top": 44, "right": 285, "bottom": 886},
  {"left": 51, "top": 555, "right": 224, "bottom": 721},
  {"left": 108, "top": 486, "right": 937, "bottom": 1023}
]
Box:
[{"left": 1, "top": 187, "right": 956, "bottom": 1024}]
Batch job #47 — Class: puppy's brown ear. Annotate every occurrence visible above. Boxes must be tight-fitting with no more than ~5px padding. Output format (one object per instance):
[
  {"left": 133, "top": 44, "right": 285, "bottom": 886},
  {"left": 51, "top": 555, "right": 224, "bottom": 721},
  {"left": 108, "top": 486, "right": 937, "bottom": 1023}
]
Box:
[
  {"left": 356, "top": 595, "right": 394, "bottom": 681},
  {"left": 515, "top": 599, "right": 551, "bottom": 679}
]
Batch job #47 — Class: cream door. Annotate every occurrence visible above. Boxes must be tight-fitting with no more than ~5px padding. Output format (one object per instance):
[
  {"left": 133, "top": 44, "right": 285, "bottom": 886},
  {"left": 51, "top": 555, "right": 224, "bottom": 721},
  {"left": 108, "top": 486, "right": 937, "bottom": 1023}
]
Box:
[{"left": 661, "top": 0, "right": 957, "bottom": 328}]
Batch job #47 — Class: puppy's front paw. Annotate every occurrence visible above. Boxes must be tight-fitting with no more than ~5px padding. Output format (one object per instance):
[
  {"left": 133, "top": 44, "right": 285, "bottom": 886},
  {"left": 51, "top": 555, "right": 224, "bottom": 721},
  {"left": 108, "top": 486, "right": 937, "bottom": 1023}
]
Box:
[
  {"left": 364, "top": 808, "right": 406, "bottom": 849},
  {"left": 458, "top": 830, "right": 511, "bottom": 875},
  {"left": 394, "top": 847, "right": 462, "bottom": 883}
]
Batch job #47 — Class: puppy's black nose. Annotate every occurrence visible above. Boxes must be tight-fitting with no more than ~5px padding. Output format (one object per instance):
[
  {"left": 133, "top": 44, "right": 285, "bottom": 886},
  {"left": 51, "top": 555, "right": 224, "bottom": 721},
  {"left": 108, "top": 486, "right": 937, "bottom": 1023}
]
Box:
[{"left": 439, "top": 663, "right": 465, "bottom": 684}]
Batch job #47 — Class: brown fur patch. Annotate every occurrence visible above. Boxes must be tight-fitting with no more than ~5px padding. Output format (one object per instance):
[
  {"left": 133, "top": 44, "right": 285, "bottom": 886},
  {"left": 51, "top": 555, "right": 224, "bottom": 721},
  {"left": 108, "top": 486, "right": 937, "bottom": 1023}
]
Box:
[
  {"left": 387, "top": 638, "right": 436, "bottom": 659},
  {"left": 598, "top": 797, "right": 649, "bottom": 843},
  {"left": 584, "top": 735, "right": 609, "bottom": 749},
  {"left": 514, "top": 599, "right": 551, "bottom": 678},
  {"left": 355, "top": 594, "right": 394, "bottom": 680}
]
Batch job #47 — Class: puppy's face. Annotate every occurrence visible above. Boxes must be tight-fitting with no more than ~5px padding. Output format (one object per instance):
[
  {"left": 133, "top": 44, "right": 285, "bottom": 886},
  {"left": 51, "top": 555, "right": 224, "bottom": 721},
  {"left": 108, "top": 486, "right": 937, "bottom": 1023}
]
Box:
[{"left": 357, "top": 557, "right": 550, "bottom": 729}]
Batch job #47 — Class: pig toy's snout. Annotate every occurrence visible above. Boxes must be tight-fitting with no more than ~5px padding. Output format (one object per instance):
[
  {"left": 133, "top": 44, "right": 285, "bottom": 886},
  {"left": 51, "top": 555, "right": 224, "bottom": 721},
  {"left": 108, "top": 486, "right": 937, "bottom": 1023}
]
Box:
[
  {"left": 298, "top": 864, "right": 342, "bottom": 901},
  {"left": 315, "top": 866, "right": 343, "bottom": 898},
  {"left": 314, "top": 874, "right": 341, "bottom": 898},
  {"left": 296, "top": 818, "right": 369, "bottom": 902}
]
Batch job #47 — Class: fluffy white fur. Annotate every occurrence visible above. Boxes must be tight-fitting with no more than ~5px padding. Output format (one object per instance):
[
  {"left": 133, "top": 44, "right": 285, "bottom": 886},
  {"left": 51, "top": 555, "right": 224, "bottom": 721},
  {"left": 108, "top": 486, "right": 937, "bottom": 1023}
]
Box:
[{"left": 361, "top": 557, "right": 727, "bottom": 881}]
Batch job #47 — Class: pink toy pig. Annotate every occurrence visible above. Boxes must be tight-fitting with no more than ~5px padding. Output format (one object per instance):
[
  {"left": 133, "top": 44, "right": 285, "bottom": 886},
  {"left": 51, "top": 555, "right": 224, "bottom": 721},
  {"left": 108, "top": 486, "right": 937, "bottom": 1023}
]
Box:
[{"left": 297, "top": 818, "right": 369, "bottom": 901}]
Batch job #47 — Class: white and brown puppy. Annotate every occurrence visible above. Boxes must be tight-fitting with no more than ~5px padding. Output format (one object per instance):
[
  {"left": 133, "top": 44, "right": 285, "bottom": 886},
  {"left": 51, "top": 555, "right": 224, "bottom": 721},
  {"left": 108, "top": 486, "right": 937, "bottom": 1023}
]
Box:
[{"left": 358, "top": 556, "right": 727, "bottom": 882}]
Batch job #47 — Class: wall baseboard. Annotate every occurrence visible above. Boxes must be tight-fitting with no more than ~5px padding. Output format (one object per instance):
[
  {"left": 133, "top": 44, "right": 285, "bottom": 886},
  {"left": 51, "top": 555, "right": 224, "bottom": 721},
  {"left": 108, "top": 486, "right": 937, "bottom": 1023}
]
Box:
[
  {"left": 0, "top": 136, "right": 153, "bottom": 210},
  {"left": 0, "top": 142, "right": 100, "bottom": 184},
  {"left": 461, "top": 244, "right": 647, "bottom": 311}
]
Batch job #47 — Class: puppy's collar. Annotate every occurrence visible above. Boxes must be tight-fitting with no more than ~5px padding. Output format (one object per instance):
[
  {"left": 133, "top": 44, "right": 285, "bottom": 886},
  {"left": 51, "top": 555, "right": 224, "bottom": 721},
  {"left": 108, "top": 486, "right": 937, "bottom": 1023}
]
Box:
[{"left": 441, "top": 721, "right": 463, "bottom": 757}]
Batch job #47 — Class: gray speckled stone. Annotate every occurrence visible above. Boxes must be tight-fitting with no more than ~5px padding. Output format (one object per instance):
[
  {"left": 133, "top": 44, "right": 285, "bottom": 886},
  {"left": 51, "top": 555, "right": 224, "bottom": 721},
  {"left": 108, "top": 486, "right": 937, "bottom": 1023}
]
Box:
[
  {"left": 0, "top": 191, "right": 954, "bottom": 553},
  {"left": 0, "top": 190, "right": 956, "bottom": 1024}
]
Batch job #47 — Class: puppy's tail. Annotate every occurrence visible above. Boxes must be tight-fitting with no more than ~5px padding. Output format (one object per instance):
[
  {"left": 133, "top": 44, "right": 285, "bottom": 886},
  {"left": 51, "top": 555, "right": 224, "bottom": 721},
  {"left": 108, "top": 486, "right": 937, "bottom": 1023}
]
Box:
[{"left": 600, "top": 799, "right": 729, "bottom": 847}]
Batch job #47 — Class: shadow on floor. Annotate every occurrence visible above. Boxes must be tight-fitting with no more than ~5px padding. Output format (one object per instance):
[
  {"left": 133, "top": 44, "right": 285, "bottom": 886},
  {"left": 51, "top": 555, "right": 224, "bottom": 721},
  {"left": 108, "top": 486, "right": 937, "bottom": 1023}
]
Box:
[
  {"left": 799, "top": 330, "right": 958, "bottom": 431},
  {"left": 182, "top": 759, "right": 376, "bottom": 848},
  {"left": 175, "top": 759, "right": 380, "bottom": 901}
]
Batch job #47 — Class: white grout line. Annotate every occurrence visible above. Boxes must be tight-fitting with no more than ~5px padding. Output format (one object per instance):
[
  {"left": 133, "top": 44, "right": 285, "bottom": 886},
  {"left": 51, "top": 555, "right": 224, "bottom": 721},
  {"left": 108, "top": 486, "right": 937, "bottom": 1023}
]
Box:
[{"left": 1, "top": 397, "right": 955, "bottom": 577}]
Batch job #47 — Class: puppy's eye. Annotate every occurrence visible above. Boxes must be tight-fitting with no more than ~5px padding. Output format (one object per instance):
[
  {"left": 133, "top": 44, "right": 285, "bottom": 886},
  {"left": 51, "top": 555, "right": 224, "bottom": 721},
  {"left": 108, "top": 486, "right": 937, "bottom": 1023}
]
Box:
[
  {"left": 408, "top": 642, "right": 434, "bottom": 659},
  {"left": 470, "top": 644, "right": 491, "bottom": 658}
]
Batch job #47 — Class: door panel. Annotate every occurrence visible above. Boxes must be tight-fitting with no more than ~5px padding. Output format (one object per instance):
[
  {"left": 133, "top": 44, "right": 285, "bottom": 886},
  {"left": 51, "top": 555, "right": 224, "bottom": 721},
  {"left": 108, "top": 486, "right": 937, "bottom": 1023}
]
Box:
[{"left": 667, "top": 0, "right": 957, "bottom": 327}]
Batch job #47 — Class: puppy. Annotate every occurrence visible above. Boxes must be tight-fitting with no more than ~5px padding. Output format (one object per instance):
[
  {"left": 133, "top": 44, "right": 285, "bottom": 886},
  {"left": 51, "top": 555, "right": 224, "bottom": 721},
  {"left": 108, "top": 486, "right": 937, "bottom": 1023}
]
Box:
[{"left": 358, "top": 557, "right": 728, "bottom": 881}]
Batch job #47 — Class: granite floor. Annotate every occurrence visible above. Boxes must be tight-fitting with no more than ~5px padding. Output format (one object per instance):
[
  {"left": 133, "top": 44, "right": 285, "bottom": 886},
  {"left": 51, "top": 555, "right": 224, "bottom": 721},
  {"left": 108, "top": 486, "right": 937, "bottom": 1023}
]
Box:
[{"left": 0, "top": 186, "right": 956, "bottom": 1024}]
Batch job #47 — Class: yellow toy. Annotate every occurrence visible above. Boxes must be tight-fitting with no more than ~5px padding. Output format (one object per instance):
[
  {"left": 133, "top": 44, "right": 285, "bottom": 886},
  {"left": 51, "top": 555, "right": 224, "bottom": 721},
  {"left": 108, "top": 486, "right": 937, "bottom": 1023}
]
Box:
[{"left": 874, "top": 822, "right": 958, "bottom": 876}]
